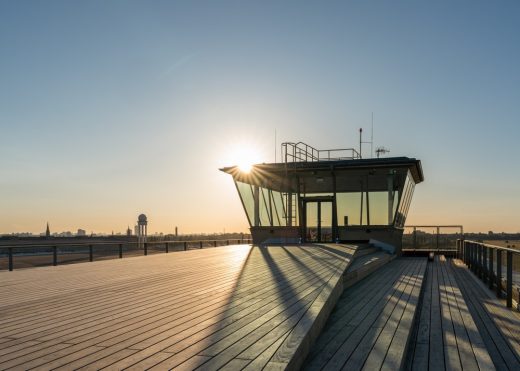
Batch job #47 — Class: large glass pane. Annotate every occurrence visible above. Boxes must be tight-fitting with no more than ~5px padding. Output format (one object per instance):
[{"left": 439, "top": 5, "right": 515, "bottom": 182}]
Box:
[
  {"left": 368, "top": 192, "right": 388, "bottom": 225},
  {"left": 392, "top": 190, "right": 399, "bottom": 223},
  {"left": 259, "top": 187, "right": 271, "bottom": 226},
  {"left": 321, "top": 202, "right": 333, "bottom": 241},
  {"left": 336, "top": 192, "right": 366, "bottom": 226},
  {"left": 395, "top": 171, "right": 415, "bottom": 227},
  {"left": 306, "top": 202, "right": 318, "bottom": 242},
  {"left": 271, "top": 190, "right": 286, "bottom": 226},
  {"left": 235, "top": 181, "right": 254, "bottom": 226}
]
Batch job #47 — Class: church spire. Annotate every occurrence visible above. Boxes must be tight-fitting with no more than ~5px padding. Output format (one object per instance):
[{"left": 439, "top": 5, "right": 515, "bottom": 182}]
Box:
[{"left": 46, "top": 222, "right": 50, "bottom": 237}]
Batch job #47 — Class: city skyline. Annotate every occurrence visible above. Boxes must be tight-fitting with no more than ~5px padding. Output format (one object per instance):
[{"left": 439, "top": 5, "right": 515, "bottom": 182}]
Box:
[{"left": 2, "top": 1, "right": 520, "bottom": 234}]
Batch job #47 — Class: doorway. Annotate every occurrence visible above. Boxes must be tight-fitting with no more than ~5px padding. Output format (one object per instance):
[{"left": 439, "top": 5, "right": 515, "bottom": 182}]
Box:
[{"left": 303, "top": 197, "right": 334, "bottom": 242}]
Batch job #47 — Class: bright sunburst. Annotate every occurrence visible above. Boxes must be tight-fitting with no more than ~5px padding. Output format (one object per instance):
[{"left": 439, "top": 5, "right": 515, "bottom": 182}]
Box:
[{"left": 229, "top": 146, "right": 262, "bottom": 173}]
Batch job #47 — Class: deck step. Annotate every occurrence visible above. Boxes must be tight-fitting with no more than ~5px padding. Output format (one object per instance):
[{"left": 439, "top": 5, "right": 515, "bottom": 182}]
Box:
[
  {"left": 305, "top": 257, "right": 427, "bottom": 370},
  {"left": 344, "top": 250, "right": 395, "bottom": 288},
  {"left": 353, "top": 245, "right": 379, "bottom": 258}
]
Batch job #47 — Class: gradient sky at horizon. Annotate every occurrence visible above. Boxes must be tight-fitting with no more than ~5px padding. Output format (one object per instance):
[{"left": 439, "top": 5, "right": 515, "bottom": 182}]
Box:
[{"left": 1, "top": 1, "right": 520, "bottom": 234}]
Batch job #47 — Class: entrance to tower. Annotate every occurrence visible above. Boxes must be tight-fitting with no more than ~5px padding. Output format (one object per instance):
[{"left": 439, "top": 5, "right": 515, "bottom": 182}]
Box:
[{"left": 302, "top": 197, "right": 334, "bottom": 243}]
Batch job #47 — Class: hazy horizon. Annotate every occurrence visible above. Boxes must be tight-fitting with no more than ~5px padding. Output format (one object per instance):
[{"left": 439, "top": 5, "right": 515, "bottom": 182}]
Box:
[{"left": 2, "top": 1, "right": 520, "bottom": 234}]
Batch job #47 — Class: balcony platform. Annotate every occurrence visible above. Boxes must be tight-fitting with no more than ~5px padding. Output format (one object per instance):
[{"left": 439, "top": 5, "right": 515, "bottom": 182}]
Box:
[{"left": 0, "top": 244, "right": 356, "bottom": 370}]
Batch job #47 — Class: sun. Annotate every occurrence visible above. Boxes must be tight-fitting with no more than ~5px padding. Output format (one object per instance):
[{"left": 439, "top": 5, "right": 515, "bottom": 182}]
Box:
[{"left": 230, "top": 146, "right": 262, "bottom": 173}]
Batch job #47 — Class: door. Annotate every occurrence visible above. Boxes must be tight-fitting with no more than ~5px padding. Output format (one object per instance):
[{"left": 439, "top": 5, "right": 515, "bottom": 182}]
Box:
[{"left": 304, "top": 199, "right": 333, "bottom": 242}]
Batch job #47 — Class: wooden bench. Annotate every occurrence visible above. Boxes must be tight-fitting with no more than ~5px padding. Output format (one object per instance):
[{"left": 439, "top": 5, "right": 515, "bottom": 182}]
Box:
[{"left": 305, "top": 258, "right": 427, "bottom": 370}]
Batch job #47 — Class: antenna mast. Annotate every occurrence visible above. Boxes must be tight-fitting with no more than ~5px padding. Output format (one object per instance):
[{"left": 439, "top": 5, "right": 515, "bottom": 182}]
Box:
[{"left": 371, "top": 112, "right": 374, "bottom": 158}]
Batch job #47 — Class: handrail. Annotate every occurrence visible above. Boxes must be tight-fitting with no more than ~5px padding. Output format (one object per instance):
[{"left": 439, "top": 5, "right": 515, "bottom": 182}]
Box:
[
  {"left": 281, "top": 142, "right": 361, "bottom": 163},
  {"left": 457, "top": 239, "right": 519, "bottom": 309},
  {"left": 0, "top": 238, "right": 253, "bottom": 271},
  {"left": 402, "top": 225, "right": 464, "bottom": 253},
  {"left": 463, "top": 239, "right": 520, "bottom": 254}
]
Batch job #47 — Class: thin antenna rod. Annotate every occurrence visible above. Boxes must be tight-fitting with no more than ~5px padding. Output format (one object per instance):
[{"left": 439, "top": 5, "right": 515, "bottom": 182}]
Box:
[
  {"left": 274, "top": 129, "right": 277, "bottom": 162},
  {"left": 359, "top": 128, "right": 363, "bottom": 159},
  {"left": 371, "top": 112, "right": 374, "bottom": 158}
]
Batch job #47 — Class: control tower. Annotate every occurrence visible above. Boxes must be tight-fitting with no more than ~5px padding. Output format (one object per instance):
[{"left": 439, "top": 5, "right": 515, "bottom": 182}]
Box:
[{"left": 221, "top": 142, "right": 423, "bottom": 254}]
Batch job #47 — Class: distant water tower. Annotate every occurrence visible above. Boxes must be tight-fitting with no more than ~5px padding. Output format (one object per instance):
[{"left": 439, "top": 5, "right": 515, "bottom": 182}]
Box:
[{"left": 137, "top": 214, "right": 148, "bottom": 249}]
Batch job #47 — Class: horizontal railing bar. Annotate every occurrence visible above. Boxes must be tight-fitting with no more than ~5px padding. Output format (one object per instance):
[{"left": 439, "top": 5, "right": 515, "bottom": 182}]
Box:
[
  {"left": 464, "top": 239, "right": 520, "bottom": 254},
  {"left": 0, "top": 239, "right": 252, "bottom": 249}
]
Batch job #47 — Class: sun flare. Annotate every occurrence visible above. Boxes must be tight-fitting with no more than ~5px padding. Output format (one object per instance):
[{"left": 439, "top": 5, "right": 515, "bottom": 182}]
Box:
[{"left": 229, "top": 146, "right": 262, "bottom": 173}]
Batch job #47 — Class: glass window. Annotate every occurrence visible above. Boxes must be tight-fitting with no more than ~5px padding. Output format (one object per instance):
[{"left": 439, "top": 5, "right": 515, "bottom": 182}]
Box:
[
  {"left": 235, "top": 181, "right": 254, "bottom": 226},
  {"left": 368, "top": 192, "right": 388, "bottom": 225},
  {"left": 337, "top": 192, "right": 366, "bottom": 226},
  {"left": 394, "top": 171, "right": 415, "bottom": 227},
  {"left": 271, "top": 190, "right": 286, "bottom": 226},
  {"left": 259, "top": 187, "right": 271, "bottom": 226}
]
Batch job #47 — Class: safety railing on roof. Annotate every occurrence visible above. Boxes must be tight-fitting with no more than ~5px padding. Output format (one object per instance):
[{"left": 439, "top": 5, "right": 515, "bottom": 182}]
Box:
[
  {"left": 402, "top": 225, "right": 464, "bottom": 255},
  {"left": 0, "top": 238, "right": 252, "bottom": 271},
  {"left": 457, "top": 240, "right": 520, "bottom": 309},
  {"left": 281, "top": 142, "right": 361, "bottom": 163}
]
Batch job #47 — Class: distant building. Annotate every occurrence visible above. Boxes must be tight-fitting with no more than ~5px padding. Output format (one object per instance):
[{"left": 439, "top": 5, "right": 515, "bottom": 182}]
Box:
[
  {"left": 46, "top": 222, "right": 50, "bottom": 237},
  {"left": 77, "top": 229, "right": 86, "bottom": 237},
  {"left": 137, "top": 214, "right": 148, "bottom": 248},
  {"left": 126, "top": 226, "right": 132, "bottom": 236}
]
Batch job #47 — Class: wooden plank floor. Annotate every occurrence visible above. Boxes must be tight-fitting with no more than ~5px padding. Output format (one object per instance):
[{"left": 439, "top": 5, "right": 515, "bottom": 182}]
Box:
[
  {"left": 407, "top": 255, "right": 495, "bottom": 371},
  {"left": 0, "top": 244, "right": 356, "bottom": 370},
  {"left": 450, "top": 259, "right": 520, "bottom": 370},
  {"left": 304, "top": 257, "right": 427, "bottom": 371}
]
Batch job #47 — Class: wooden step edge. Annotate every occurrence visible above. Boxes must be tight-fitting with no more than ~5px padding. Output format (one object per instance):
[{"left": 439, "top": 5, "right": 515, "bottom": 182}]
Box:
[{"left": 343, "top": 254, "right": 395, "bottom": 289}]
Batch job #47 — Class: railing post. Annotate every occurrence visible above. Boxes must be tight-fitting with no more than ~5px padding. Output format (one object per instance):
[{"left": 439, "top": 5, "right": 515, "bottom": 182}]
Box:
[
  {"left": 89, "top": 245, "right": 93, "bottom": 262},
  {"left": 144, "top": 242, "right": 148, "bottom": 256},
  {"left": 227, "top": 240, "right": 230, "bottom": 245},
  {"left": 184, "top": 241, "right": 187, "bottom": 251},
  {"left": 483, "top": 246, "right": 488, "bottom": 284},
  {"left": 507, "top": 251, "right": 513, "bottom": 308},
  {"left": 53, "top": 246, "right": 58, "bottom": 266},
  {"left": 165, "top": 242, "right": 169, "bottom": 253},
  {"left": 469, "top": 243, "right": 474, "bottom": 271},
  {"left": 477, "top": 243, "right": 484, "bottom": 279},
  {"left": 119, "top": 244, "right": 123, "bottom": 259},
  {"left": 436, "top": 227, "right": 439, "bottom": 251},
  {"left": 8, "top": 247, "right": 13, "bottom": 271},
  {"left": 489, "top": 247, "right": 494, "bottom": 290},
  {"left": 214, "top": 240, "right": 217, "bottom": 247},
  {"left": 199, "top": 241, "right": 203, "bottom": 249},
  {"left": 496, "top": 249, "right": 502, "bottom": 298}
]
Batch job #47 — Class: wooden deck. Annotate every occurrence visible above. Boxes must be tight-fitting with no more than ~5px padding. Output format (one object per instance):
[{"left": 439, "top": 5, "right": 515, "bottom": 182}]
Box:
[
  {"left": 407, "top": 256, "right": 495, "bottom": 371},
  {"left": 0, "top": 244, "right": 356, "bottom": 370},
  {"left": 450, "top": 259, "right": 520, "bottom": 370},
  {"left": 305, "top": 258, "right": 427, "bottom": 370}
]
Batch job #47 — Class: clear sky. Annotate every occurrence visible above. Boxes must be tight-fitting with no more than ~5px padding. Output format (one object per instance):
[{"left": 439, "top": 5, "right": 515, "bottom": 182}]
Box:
[{"left": 1, "top": 1, "right": 519, "bottom": 234}]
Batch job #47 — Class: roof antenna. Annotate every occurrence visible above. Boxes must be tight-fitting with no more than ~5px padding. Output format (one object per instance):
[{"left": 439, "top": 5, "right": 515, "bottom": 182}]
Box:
[
  {"left": 371, "top": 112, "right": 374, "bottom": 158},
  {"left": 359, "top": 128, "right": 363, "bottom": 159},
  {"left": 274, "top": 128, "right": 277, "bottom": 162},
  {"left": 375, "top": 146, "right": 390, "bottom": 158}
]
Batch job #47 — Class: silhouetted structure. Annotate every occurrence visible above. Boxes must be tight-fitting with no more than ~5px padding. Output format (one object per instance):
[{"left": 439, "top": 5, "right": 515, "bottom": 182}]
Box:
[
  {"left": 45, "top": 222, "right": 50, "bottom": 237},
  {"left": 221, "top": 141, "right": 424, "bottom": 253},
  {"left": 137, "top": 214, "right": 148, "bottom": 248}
]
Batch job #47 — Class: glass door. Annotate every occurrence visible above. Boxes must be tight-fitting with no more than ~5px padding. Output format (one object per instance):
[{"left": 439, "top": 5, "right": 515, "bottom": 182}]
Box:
[{"left": 304, "top": 200, "right": 333, "bottom": 242}]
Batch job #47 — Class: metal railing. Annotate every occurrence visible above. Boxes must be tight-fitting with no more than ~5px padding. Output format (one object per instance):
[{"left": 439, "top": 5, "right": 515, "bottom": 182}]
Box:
[
  {"left": 0, "top": 238, "right": 252, "bottom": 271},
  {"left": 457, "top": 239, "right": 520, "bottom": 309},
  {"left": 281, "top": 142, "right": 360, "bottom": 163},
  {"left": 402, "top": 225, "right": 464, "bottom": 254}
]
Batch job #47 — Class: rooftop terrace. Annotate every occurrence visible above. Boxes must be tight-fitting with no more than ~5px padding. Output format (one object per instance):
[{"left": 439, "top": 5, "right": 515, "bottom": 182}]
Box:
[{"left": 2, "top": 242, "right": 520, "bottom": 370}]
